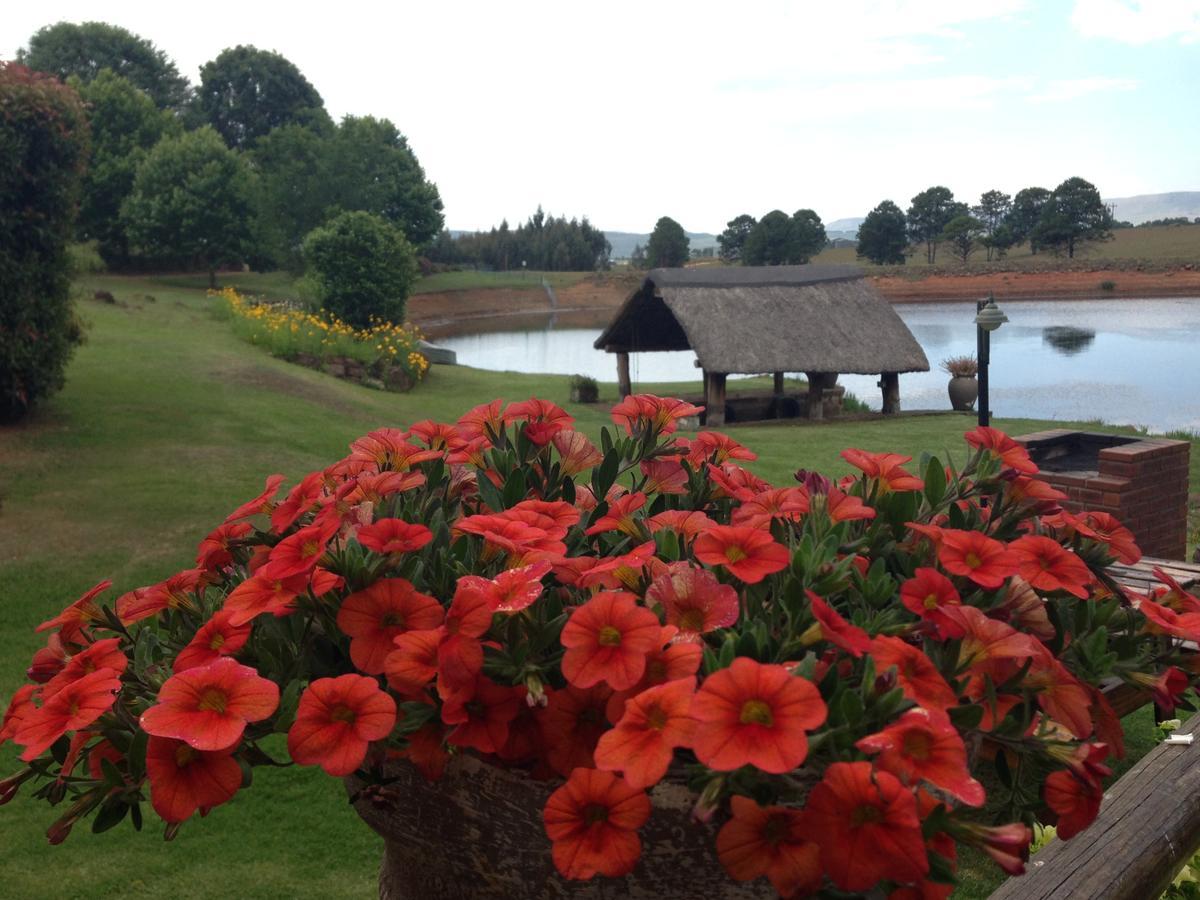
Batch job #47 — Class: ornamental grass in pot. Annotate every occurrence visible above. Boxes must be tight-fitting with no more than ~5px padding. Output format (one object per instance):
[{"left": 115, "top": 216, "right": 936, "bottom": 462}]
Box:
[
  {"left": 941, "top": 355, "right": 979, "bottom": 411},
  {"left": 3, "top": 394, "right": 1195, "bottom": 898}
]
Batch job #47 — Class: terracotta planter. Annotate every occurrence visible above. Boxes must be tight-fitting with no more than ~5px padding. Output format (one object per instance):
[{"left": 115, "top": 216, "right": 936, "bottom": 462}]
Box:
[
  {"left": 947, "top": 376, "right": 978, "bottom": 411},
  {"left": 347, "top": 755, "right": 771, "bottom": 899}
]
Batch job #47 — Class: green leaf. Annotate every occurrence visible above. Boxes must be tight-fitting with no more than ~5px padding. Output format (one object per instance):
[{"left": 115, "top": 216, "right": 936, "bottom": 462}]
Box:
[
  {"left": 91, "top": 797, "right": 129, "bottom": 834},
  {"left": 924, "top": 455, "right": 946, "bottom": 507}
]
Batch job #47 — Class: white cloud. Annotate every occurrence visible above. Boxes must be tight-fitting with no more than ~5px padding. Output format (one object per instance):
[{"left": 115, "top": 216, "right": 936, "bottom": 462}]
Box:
[
  {"left": 1028, "top": 76, "right": 1139, "bottom": 102},
  {"left": 1071, "top": 0, "right": 1200, "bottom": 44}
]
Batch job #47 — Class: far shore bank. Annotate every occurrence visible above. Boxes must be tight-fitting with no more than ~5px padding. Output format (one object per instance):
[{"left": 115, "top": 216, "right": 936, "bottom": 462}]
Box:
[{"left": 409, "top": 267, "right": 1200, "bottom": 338}]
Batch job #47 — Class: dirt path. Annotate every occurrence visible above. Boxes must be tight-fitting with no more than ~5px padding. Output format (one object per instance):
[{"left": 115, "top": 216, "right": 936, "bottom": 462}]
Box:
[{"left": 408, "top": 267, "right": 1200, "bottom": 337}]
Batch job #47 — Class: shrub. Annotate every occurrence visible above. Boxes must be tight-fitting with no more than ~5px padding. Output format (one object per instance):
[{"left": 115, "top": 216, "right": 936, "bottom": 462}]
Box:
[
  {"left": 569, "top": 374, "right": 599, "bottom": 403},
  {"left": 1, "top": 397, "right": 1190, "bottom": 895},
  {"left": 1100, "top": 280, "right": 1116, "bottom": 291},
  {"left": 940, "top": 354, "right": 979, "bottom": 377},
  {"left": 302, "top": 211, "right": 418, "bottom": 329},
  {"left": 0, "top": 63, "right": 90, "bottom": 422}
]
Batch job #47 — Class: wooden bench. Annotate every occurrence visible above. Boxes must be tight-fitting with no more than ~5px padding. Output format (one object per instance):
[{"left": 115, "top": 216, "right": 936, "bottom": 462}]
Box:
[{"left": 989, "top": 556, "right": 1200, "bottom": 899}]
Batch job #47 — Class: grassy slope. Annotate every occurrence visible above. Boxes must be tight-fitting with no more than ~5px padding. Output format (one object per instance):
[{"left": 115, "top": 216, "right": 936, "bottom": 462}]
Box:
[
  {"left": 813, "top": 223, "right": 1200, "bottom": 267},
  {"left": 1, "top": 274, "right": 1193, "bottom": 897}
]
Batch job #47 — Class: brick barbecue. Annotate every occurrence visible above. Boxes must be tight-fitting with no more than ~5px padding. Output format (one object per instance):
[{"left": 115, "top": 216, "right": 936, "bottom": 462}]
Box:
[{"left": 1014, "top": 430, "right": 1190, "bottom": 561}]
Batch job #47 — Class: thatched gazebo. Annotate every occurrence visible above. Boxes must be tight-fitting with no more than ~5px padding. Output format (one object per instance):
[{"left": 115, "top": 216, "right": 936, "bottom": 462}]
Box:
[{"left": 593, "top": 265, "right": 930, "bottom": 426}]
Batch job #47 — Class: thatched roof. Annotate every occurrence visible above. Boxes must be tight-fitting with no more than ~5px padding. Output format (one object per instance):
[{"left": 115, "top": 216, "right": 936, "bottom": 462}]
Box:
[{"left": 594, "top": 265, "right": 929, "bottom": 375}]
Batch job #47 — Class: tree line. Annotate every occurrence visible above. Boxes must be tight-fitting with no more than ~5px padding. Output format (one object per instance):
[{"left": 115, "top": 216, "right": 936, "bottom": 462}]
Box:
[
  {"left": 425, "top": 207, "right": 611, "bottom": 272},
  {"left": 16, "top": 21, "right": 444, "bottom": 282},
  {"left": 853, "top": 177, "right": 1113, "bottom": 265}
]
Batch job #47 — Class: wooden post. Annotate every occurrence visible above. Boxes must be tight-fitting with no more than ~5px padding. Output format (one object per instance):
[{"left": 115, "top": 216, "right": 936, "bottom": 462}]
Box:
[
  {"left": 706, "top": 372, "right": 727, "bottom": 427},
  {"left": 805, "top": 372, "right": 827, "bottom": 420},
  {"left": 773, "top": 372, "right": 784, "bottom": 396},
  {"left": 616, "top": 352, "right": 631, "bottom": 399},
  {"left": 880, "top": 372, "right": 900, "bottom": 414}
]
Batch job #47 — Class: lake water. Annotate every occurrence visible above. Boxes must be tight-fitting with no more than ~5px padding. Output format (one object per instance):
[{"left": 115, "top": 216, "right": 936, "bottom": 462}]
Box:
[{"left": 437, "top": 299, "right": 1200, "bottom": 433}]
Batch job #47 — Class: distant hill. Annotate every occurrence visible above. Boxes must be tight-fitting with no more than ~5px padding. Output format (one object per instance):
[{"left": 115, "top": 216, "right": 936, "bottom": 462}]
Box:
[
  {"left": 605, "top": 231, "right": 718, "bottom": 259},
  {"left": 1103, "top": 192, "right": 1200, "bottom": 224}
]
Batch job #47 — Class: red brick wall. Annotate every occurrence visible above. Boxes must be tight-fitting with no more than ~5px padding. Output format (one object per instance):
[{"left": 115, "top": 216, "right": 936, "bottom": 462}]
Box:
[{"left": 1015, "top": 430, "right": 1190, "bottom": 561}]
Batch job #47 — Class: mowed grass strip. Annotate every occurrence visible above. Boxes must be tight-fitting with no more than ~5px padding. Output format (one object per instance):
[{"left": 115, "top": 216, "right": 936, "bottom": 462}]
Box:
[{"left": 0, "top": 274, "right": 1193, "bottom": 897}]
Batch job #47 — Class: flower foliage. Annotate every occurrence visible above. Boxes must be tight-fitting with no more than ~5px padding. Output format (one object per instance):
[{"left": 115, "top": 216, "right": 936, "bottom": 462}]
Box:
[
  {"left": 211, "top": 287, "right": 429, "bottom": 381},
  {"left": 3, "top": 397, "right": 1194, "bottom": 896}
]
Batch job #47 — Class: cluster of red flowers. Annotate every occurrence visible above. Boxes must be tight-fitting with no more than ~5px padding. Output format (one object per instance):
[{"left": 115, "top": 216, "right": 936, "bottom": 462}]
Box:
[{"left": 3, "top": 396, "right": 1194, "bottom": 897}]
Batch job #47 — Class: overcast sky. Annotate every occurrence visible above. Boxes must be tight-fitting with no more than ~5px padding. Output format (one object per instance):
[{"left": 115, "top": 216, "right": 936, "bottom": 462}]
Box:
[{"left": 5, "top": 1, "right": 1199, "bottom": 232}]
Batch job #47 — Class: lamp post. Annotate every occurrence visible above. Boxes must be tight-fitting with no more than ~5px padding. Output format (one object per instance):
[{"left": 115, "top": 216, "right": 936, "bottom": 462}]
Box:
[{"left": 974, "top": 295, "right": 1008, "bottom": 428}]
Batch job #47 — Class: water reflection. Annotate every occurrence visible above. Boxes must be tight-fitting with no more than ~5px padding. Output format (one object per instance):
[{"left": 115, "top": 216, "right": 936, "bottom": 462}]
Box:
[
  {"left": 436, "top": 298, "right": 1200, "bottom": 433},
  {"left": 1042, "top": 326, "right": 1096, "bottom": 356}
]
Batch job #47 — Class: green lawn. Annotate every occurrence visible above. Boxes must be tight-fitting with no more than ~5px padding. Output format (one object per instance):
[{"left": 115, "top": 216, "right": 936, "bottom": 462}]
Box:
[{"left": 1, "top": 274, "right": 1193, "bottom": 897}]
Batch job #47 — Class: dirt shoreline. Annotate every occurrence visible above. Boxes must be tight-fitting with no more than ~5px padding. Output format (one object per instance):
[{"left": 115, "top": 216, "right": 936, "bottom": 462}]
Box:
[{"left": 408, "top": 268, "right": 1200, "bottom": 337}]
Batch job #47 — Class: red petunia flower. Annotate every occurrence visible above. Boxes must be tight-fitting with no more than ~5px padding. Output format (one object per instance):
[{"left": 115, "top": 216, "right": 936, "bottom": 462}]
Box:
[
  {"left": 640, "top": 458, "right": 688, "bottom": 495},
  {"left": 435, "top": 585, "right": 495, "bottom": 695},
  {"left": 575, "top": 541, "right": 658, "bottom": 592},
  {"left": 27, "top": 633, "right": 67, "bottom": 684},
  {"left": 604, "top": 627, "right": 702, "bottom": 721},
  {"left": 646, "top": 563, "right": 738, "bottom": 643},
  {"left": 552, "top": 429, "right": 604, "bottom": 477},
  {"left": 287, "top": 674, "right": 397, "bottom": 776},
  {"left": 610, "top": 393, "right": 702, "bottom": 437},
  {"left": 1137, "top": 596, "right": 1200, "bottom": 642},
  {"left": 798, "top": 761, "right": 929, "bottom": 891},
  {"left": 453, "top": 514, "right": 567, "bottom": 567},
  {"left": 585, "top": 492, "right": 648, "bottom": 538},
  {"left": 959, "top": 821, "right": 1032, "bottom": 875},
  {"left": 407, "top": 419, "right": 467, "bottom": 453},
  {"left": 694, "top": 525, "right": 790, "bottom": 584},
  {"left": 539, "top": 684, "right": 613, "bottom": 776},
  {"left": 36, "top": 580, "right": 114, "bottom": 642},
  {"left": 717, "top": 795, "right": 821, "bottom": 896},
  {"left": 731, "top": 487, "right": 810, "bottom": 530},
  {"left": 1008, "top": 535, "right": 1094, "bottom": 599},
  {"left": 870, "top": 636, "right": 959, "bottom": 710},
  {"left": 506, "top": 397, "right": 574, "bottom": 445},
  {"left": 15, "top": 669, "right": 123, "bottom": 761},
  {"left": 268, "top": 471, "right": 326, "bottom": 532},
  {"left": 336, "top": 578, "right": 444, "bottom": 675},
  {"left": 259, "top": 518, "right": 340, "bottom": 581},
  {"left": 900, "top": 567, "right": 962, "bottom": 635},
  {"left": 806, "top": 592, "right": 872, "bottom": 657},
  {"left": 594, "top": 677, "right": 696, "bottom": 789},
  {"left": 384, "top": 629, "right": 442, "bottom": 695},
  {"left": 646, "top": 509, "right": 717, "bottom": 543},
  {"left": 355, "top": 518, "right": 433, "bottom": 556},
  {"left": 222, "top": 571, "right": 311, "bottom": 626},
  {"left": 349, "top": 429, "right": 442, "bottom": 472},
  {"left": 455, "top": 561, "right": 552, "bottom": 615},
  {"left": 399, "top": 721, "right": 450, "bottom": 782},
  {"left": 688, "top": 430, "right": 757, "bottom": 465},
  {"left": 0, "top": 685, "right": 39, "bottom": 746},
  {"left": 42, "top": 637, "right": 128, "bottom": 698},
  {"left": 139, "top": 657, "right": 279, "bottom": 751},
  {"left": 964, "top": 426, "right": 1038, "bottom": 474},
  {"left": 841, "top": 448, "right": 925, "bottom": 493},
  {"left": 1044, "top": 768, "right": 1104, "bottom": 839},
  {"left": 939, "top": 605, "right": 1041, "bottom": 671},
  {"left": 145, "top": 736, "right": 242, "bottom": 823},
  {"left": 706, "top": 462, "right": 769, "bottom": 502},
  {"left": 195, "top": 522, "right": 252, "bottom": 573},
  {"left": 543, "top": 767, "right": 651, "bottom": 880},
  {"left": 441, "top": 674, "right": 524, "bottom": 755},
  {"left": 117, "top": 569, "right": 205, "bottom": 625},
  {"left": 457, "top": 399, "right": 504, "bottom": 442},
  {"left": 937, "top": 529, "right": 1017, "bottom": 590},
  {"left": 1078, "top": 511, "right": 1141, "bottom": 564},
  {"left": 856, "top": 707, "right": 985, "bottom": 806},
  {"left": 691, "top": 658, "right": 827, "bottom": 773},
  {"left": 560, "top": 592, "right": 662, "bottom": 691},
  {"left": 223, "top": 473, "right": 286, "bottom": 523},
  {"left": 824, "top": 486, "right": 877, "bottom": 523},
  {"left": 173, "top": 611, "right": 253, "bottom": 673}
]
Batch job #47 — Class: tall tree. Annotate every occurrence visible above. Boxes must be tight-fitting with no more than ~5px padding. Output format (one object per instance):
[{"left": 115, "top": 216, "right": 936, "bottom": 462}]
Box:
[
  {"left": 717, "top": 214, "right": 757, "bottom": 262},
  {"left": 121, "top": 127, "right": 255, "bottom": 287},
  {"left": 646, "top": 217, "right": 690, "bottom": 268},
  {"left": 789, "top": 209, "right": 827, "bottom": 263},
  {"left": 742, "top": 210, "right": 794, "bottom": 266},
  {"left": 327, "top": 116, "right": 444, "bottom": 248},
  {"left": 1006, "top": 187, "right": 1051, "bottom": 253},
  {"left": 249, "top": 123, "right": 336, "bottom": 271},
  {"left": 973, "top": 190, "right": 1012, "bottom": 261},
  {"left": 19, "top": 21, "right": 189, "bottom": 111},
  {"left": 855, "top": 200, "right": 908, "bottom": 265},
  {"left": 906, "top": 187, "right": 967, "bottom": 264},
  {"left": 72, "top": 70, "right": 180, "bottom": 266},
  {"left": 940, "top": 215, "right": 984, "bottom": 263},
  {"left": 194, "top": 45, "right": 330, "bottom": 150},
  {"left": 0, "top": 63, "right": 90, "bottom": 421},
  {"left": 1032, "top": 177, "right": 1113, "bottom": 259}
]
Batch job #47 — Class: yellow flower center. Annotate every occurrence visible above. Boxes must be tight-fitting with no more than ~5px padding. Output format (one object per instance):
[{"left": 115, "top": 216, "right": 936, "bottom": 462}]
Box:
[
  {"left": 923, "top": 593, "right": 940, "bottom": 610},
  {"left": 598, "top": 626, "right": 622, "bottom": 647},
  {"left": 902, "top": 730, "right": 931, "bottom": 761},
  {"left": 646, "top": 706, "right": 668, "bottom": 731},
  {"left": 851, "top": 804, "right": 883, "bottom": 827},
  {"left": 175, "top": 745, "right": 197, "bottom": 768},
  {"left": 198, "top": 689, "right": 228, "bottom": 714},
  {"left": 209, "top": 633, "right": 226, "bottom": 651},
  {"left": 331, "top": 705, "right": 356, "bottom": 724},
  {"left": 965, "top": 552, "right": 983, "bottom": 569},
  {"left": 678, "top": 610, "right": 706, "bottom": 632},
  {"left": 724, "top": 546, "right": 748, "bottom": 563},
  {"left": 739, "top": 699, "right": 774, "bottom": 727}
]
